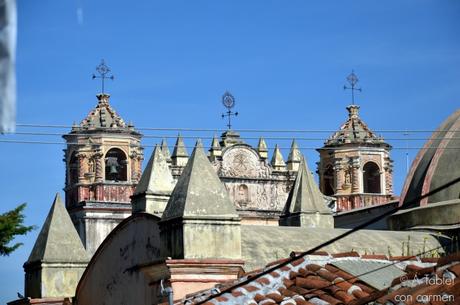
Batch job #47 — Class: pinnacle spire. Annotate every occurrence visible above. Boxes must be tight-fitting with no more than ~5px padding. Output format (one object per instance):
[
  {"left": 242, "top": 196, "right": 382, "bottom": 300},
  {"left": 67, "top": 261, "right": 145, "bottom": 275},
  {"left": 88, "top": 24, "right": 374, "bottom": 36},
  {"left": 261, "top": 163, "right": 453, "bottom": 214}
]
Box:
[
  {"left": 160, "top": 139, "right": 172, "bottom": 163},
  {"left": 287, "top": 139, "right": 302, "bottom": 171},
  {"left": 284, "top": 157, "right": 331, "bottom": 214},
  {"left": 271, "top": 144, "right": 286, "bottom": 170},
  {"left": 257, "top": 137, "right": 268, "bottom": 159},
  {"left": 161, "top": 140, "right": 238, "bottom": 221},
  {"left": 211, "top": 135, "right": 221, "bottom": 150},
  {"left": 209, "top": 135, "right": 222, "bottom": 161},
  {"left": 132, "top": 145, "right": 174, "bottom": 215},
  {"left": 171, "top": 134, "right": 189, "bottom": 167},
  {"left": 134, "top": 144, "right": 174, "bottom": 196},
  {"left": 26, "top": 193, "right": 89, "bottom": 264},
  {"left": 280, "top": 158, "right": 333, "bottom": 227}
]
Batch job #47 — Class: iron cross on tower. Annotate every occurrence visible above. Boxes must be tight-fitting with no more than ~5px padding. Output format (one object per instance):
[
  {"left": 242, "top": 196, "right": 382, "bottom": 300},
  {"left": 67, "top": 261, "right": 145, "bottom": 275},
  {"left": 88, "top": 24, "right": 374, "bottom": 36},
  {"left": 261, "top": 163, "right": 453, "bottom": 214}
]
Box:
[
  {"left": 221, "top": 91, "right": 238, "bottom": 130},
  {"left": 92, "top": 59, "right": 114, "bottom": 93},
  {"left": 343, "top": 70, "right": 362, "bottom": 105}
]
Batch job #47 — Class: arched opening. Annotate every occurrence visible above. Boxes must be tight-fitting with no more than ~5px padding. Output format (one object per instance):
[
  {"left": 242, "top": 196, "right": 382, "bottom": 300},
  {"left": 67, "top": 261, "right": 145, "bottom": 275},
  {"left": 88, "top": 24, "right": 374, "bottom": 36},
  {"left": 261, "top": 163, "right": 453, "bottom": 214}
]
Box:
[
  {"left": 236, "top": 184, "right": 249, "bottom": 207},
  {"left": 68, "top": 152, "right": 79, "bottom": 185},
  {"left": 363, "top": 162, "right": 381, "bottom": 193},
  {"left": 105, "top": 148, "right": 127, "bottom": 181},
  {"left": 323, "top": 165, "right": 335, "bottom": 196}
]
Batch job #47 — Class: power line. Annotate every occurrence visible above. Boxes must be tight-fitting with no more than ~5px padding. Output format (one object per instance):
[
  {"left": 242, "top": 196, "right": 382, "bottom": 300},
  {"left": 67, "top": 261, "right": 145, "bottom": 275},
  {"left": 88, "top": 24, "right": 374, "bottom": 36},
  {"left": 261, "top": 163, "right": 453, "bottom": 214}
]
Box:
[
  {"left": 1, "top": 139, "right": 459, "bottom": 150},
  {"left": 1, "top": 131, "right": 456, "bottom": 141},
  {"left": 195, "top": 175, "right": 460, "bottom": 304},
  {"left": 15, "top": 123, "right": 458, "bottom": 134}
]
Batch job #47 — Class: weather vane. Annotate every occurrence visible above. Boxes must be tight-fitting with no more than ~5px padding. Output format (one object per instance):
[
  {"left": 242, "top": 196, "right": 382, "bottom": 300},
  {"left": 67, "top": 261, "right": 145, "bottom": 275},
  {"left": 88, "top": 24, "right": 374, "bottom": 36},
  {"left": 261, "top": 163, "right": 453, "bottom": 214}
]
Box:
[
  {"left": 343, "top": 70, "right": 362, "bottom": 105},
  {"left": 221, "top": 91, "right": 238, "bottom": 130},
  {"left": 92, "top": 59, "right": 114, "bottom": 93}
]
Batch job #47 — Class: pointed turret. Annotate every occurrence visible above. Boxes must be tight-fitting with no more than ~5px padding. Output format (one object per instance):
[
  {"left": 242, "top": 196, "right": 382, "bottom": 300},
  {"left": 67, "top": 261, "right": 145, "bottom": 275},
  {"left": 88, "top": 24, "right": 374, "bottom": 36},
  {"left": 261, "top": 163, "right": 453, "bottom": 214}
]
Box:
[
  {"left": 131, "top": 145, "right": 175, "bottom": 215},
  {"left": 24, "top": 193, "right": 89, "bottom": 298},
  {"left": 161, "top": 138, "right": 172, "bottom": 164},
  {"left": 287, "top": 139, "right": 302, "bottom": 171},
  {"left": 209, "top": 135, "right": 222, "bottom": 162},
  {"left": 257, "top": 137, "right": 268, "bottom": 160},
  {"left": 171, "top": 134, "right": 189, "bottom": 167},
  {"left": 160, "top": 140, "right": 241, "bottom": 259},
  {"left": 271, "top": 144, "right": 286, "bottom": 170},
  {"left": 280, "top": 158, "right": 333, "bottom": 228}
]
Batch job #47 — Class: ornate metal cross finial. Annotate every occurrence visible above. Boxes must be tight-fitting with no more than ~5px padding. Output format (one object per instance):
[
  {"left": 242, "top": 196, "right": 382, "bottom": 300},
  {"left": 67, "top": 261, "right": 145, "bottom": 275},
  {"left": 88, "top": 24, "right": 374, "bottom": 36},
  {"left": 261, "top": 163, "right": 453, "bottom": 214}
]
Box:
[
  {"left": 92, "top": 59, "right": 114, "bottom": 93},
  {"left": 221, "top": 91, "right": 238, "bottom": 130},
  {"left": 344, "top": 70, "right": 362, "bottom": 105}
]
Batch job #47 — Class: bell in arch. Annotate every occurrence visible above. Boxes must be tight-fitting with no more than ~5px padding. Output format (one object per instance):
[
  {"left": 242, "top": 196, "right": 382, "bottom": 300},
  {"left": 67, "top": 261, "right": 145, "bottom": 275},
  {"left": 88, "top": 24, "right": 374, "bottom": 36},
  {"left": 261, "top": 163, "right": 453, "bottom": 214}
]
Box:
[{"left": 105, "top": 156, "right": 120, "bottom": 180}]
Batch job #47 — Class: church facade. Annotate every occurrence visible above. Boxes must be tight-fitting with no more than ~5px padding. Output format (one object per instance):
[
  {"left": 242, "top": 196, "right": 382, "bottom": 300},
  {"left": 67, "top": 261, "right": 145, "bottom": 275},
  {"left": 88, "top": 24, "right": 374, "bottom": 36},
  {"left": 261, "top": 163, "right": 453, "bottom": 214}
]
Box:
[{"left": 62, "top": 93, "right": 310, "bottom": 255}]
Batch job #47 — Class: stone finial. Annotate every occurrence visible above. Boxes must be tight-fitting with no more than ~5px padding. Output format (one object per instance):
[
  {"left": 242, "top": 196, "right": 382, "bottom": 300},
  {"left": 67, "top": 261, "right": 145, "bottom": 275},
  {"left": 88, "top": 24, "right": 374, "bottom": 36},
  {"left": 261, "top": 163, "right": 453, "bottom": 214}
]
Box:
[
  {"left": 287, "top": 139, "right": 302, "bottom": 171},
  {"left": 346, "top": 104, "right": 360, "bottom": 119},
  {"left": 160, "top": 139, "right": 241, "bottom": 259},
  {"left": 257, "top": 137, "right": 268, "bottom": 160},
  {"left": 209, "top": 135, "right": 222, "bottom": 162},
  {"left": 171, "top": 134, "right": 189, "bottom": 167},
  {"left": 280, "top": 158, "right": 333, "bottom": 228},
  {"left": 271, "top": 144, "right": 286, "bottom": 170},
  {"left": 132, "top": 144, "right": 175, "bottom": 215},
  {"left": 160, "top": 139, "right": 172, "bottom": 164},
  {"left": 24, "top": 193, "right": 89, "bottom": 298}
]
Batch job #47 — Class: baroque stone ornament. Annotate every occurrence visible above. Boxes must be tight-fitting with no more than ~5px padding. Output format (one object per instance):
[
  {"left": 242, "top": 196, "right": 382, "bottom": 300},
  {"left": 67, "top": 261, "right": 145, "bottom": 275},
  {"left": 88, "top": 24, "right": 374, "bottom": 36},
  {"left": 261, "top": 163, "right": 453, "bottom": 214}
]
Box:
[{"left": 220, "top": 146, "right": 270, "bottom": 179}]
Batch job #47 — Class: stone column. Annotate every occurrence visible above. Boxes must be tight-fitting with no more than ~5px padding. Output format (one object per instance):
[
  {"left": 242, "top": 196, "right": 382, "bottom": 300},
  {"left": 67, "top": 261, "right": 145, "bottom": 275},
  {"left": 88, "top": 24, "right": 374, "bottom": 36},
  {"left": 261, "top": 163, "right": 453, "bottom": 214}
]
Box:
[
  {"left": 333, "top": 158, "right": 343, "bottom": 193},
  {"left": 384, "top": 157, "right": 393, "bottom": 195},
  {"left": 351, "top": 157, "right": 361, "bottom": 193},
  {"left": 94, "top": 150, "right": 103, "bottom": 182},
  {"left": 130, "top": 151, "right": 138, "bottom": 183},
  {"left": 76, "top": 153, "right": 86, "bottom": 181}
]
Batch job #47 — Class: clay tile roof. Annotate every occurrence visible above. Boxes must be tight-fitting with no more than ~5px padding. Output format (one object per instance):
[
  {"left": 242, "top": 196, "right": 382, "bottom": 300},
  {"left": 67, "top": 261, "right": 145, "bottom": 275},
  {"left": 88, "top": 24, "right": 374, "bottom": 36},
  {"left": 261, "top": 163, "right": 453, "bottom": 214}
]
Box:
[
  {"left": 176, "top": 252, "right": 460, "bottom": 305},
  {"left": 361, "top": 254, "right": 388, "bottom": 260},
  {"left": 290, "top": 251, "right": 330, "bottom": 257},
  {"left": 331, "top": 252, "right": 360, "bottom": 258},
  {"left": 389, "top": 255, "right": 418, "bottom": 261}
]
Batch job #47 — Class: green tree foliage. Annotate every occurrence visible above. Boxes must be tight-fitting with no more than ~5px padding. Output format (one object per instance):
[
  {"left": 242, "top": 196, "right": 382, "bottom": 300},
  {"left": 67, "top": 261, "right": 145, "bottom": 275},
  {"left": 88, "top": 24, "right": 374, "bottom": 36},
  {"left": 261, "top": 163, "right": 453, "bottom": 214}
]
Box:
[{"left": 0, "top": 203, "right": 35, "bottom": 256}]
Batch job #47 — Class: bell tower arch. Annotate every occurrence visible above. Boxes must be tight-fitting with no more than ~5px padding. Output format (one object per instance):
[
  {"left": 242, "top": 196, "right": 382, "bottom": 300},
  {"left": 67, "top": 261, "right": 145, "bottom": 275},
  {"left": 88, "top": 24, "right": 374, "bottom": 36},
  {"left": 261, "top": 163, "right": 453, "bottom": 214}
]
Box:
[{"left": 63, "top": 93, "right": 143, "bottom": 255}]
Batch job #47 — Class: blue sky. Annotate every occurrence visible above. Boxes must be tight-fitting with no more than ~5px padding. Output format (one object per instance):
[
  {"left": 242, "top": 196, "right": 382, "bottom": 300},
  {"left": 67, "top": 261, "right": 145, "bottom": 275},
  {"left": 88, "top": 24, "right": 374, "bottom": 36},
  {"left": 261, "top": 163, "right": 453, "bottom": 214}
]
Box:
[{"left": 1, "top": 1, "right": 459, "bottom": 302}]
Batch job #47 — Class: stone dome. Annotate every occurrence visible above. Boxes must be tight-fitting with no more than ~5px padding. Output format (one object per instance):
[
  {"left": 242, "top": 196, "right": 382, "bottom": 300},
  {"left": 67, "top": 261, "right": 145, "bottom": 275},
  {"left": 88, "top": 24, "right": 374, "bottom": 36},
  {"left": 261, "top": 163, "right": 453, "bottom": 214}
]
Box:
[{"left": 400, "top": 109, "right": 460, "bottom": 206}]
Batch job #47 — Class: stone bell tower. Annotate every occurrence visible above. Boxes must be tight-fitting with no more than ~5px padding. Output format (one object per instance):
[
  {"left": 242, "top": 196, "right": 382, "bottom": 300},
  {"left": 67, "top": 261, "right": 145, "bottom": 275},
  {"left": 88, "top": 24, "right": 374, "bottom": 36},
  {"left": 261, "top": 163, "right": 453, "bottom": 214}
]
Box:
[
  {"left": 317, "top": 104, "right": 393, "bottom": 212},
  {"left": 63, "top": 89, "right": 143, "bottom": 254},
  {"left": 317, "top": 72, "right": 393, "bottom": 212}
]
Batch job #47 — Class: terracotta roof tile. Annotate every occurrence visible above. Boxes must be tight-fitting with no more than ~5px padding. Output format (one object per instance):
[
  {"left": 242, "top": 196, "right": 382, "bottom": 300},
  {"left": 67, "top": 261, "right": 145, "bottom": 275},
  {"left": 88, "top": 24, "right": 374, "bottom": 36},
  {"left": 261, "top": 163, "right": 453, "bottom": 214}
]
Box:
[
  {"left": 448, "top": 263, "right": 460, "bottom": 277},
  {"left": 175, "top": 252, "right": 460, "bottom": 305},
  {"left": 437, "top": 252, "right": 460, "bottom": 267},
  {"left": 389, "top": 255, "right": 418, "bottom": 261},
  {"left": 361, "top": 254, "right": 388, "bottom": 260},
  {"left": 331, "top": 251, "right": 360, "bottom": 258}
]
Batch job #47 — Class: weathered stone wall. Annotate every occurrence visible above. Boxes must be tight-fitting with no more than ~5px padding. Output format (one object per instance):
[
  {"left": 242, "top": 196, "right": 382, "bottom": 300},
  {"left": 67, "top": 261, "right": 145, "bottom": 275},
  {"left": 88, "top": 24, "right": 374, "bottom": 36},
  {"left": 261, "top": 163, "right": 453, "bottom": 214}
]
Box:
[
  {"left": 70, "top": 208, "right": 131, "bottom": 255},
  {"left": 183, "top": 219, "right": 242, "bottom": 259},
  {"left": 76, "top": 214, "right": 161, "bottom": 305},
  {"left": 25, "top": 262, "right": 87, "bottom": 298}
]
